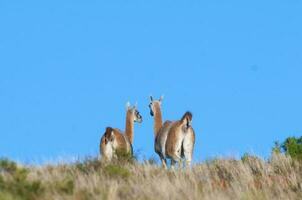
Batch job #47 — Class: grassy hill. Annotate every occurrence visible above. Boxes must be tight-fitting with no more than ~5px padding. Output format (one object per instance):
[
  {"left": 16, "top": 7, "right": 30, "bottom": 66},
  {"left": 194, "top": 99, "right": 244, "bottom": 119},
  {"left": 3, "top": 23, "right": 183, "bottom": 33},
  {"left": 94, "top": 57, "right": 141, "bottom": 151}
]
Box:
[{"left": 0, "top": 154, "right": 301, "bottom": 200}]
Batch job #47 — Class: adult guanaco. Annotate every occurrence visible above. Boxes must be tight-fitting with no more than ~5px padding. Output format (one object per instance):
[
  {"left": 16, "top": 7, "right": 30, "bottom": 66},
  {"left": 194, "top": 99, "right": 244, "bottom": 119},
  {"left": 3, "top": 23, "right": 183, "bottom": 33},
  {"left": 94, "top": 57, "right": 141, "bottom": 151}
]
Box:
[
  {"left": 100, "top": 102, "right": 142, "bottom": 161},
  {"left": 149, "top": 96, "right": 195, "bottom": 169}
]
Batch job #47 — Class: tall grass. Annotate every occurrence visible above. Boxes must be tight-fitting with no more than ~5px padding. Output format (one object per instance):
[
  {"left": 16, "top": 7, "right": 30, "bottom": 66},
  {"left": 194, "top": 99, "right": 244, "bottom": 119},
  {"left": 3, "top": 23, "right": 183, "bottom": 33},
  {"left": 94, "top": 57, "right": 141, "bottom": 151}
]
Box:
[{"left": 0, "top": 154, "right": 301, "bottom": 200}]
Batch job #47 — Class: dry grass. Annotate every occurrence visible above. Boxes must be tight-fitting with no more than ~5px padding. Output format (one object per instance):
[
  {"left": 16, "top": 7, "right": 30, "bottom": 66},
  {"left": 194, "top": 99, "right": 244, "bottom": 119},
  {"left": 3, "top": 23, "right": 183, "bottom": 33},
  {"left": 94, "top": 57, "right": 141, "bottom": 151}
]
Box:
[{"left": 1, "top": 153, "right": 302, "bottom": 200}]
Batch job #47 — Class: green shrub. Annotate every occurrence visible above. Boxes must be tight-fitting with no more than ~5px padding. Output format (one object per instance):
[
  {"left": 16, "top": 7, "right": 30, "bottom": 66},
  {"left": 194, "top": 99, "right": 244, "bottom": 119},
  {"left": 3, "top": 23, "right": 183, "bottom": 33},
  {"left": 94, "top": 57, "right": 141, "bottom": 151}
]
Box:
[
  {"left": 114, "top": 149, "right": 136, "bottom": 164},
  {"left": 0, "top": 158, "right": 17, "bottom": 174},
  {"left": 75, "top": 157, "right": 104, "bottom": 174},
  {"left": 0, "top": 158, "right": 44, "bottom": 200},
  {"left": 54, "top": 177, "right": 74, "bottom": 194},
  {"left": 104, "top": 164, "right": 130, "bottom": 179},
  {"left": 273, "top": 136, "right": 302, "bottom": 160}
]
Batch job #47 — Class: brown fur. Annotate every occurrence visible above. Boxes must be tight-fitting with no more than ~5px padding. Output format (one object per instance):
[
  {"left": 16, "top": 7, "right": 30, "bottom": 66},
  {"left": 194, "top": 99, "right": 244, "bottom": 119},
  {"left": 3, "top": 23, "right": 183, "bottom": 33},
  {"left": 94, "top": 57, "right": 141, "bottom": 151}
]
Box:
[
  {"left": 165, "top": 121, "right": 181, "bottom": 159},
  {"left": 154, "top": 120, "right": 173, "bottom": 157},
  {"left": 153, "top": 102, "right": 163, "bottom": 137},
  {"left": 180, "top": 112, "right": 193, "bottom": 124},
  {"left": 149, "top": 97, "right": 167, "bottom": 168},
  {"left": 100, "top": 127, "right": 114, "bottom": 160},
  {"left": 112, "top": 128, "right": 131, "bottom": 151},
  {"left": 165, "top": 112, "right": 195, "bottom": 165},
  {"left": 104, "top": 127, "right": 114, "bottom": 144},
  {"left": 100, "top": 104, "right": 141, "bottom": 160},
  {"left": 100, "top": 136, "right": 107, "bottom": 159},
  {"left": 155, "top": 121, "right": 172, "bottom": 148},
  {"left": 99, "top": 127, "right": 131, "bottom": 160},
  {"left": 125, "top": 109, "right": 134, "bottom": 144},
  {"left": 150, "top": 96, "right": 195, "bottom": 168}
]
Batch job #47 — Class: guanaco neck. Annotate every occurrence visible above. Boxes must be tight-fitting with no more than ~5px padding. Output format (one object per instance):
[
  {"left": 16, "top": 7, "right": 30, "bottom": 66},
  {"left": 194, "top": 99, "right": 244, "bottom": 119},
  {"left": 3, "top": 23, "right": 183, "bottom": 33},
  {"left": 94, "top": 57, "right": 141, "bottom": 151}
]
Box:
[
  {"left": 153, "top": 103, "right": 163, "bottom": 137},
  {"left": 125, "top": 110, "right": 134, "bottom": 144}
]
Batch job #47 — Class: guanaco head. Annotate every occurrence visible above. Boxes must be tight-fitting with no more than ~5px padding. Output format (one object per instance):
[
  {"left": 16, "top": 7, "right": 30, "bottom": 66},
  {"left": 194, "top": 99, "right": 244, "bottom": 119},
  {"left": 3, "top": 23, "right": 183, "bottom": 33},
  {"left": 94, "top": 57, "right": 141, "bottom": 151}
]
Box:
[
  {"left": 148, "top": 95, "right": 163, "bottom": 117},
  {"left": 181, "top": 111, "right": 193, "bottom": 129},
  {"left": 126, "top": 102, "right": 143, "bottom": 123}
]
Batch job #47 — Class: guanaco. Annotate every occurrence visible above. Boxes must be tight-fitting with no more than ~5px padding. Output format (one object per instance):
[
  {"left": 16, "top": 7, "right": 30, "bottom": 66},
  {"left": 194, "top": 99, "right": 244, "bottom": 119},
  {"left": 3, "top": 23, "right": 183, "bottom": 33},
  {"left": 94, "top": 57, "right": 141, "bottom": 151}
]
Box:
[
  {"left": 149, "top": 96, "right": 195, "bottom": 169},
  {"left": 100, "top": 102, "right": 142, "bottom": 161}
]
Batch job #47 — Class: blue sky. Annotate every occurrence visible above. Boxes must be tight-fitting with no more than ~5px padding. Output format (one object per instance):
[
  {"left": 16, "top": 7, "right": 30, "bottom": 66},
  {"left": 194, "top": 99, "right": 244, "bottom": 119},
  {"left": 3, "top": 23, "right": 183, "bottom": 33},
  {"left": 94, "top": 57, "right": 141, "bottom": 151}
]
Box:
[{"left": 0, "top": 0, "right": 301, "bottom": 163}]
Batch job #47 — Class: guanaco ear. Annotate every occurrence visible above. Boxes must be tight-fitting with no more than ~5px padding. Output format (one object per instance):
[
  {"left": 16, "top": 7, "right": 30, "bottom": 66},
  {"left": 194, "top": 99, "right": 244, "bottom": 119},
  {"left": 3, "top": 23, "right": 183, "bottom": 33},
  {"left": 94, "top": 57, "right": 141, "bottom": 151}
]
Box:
[
  {"left": 149, "top": 95, "right": 153, "bottom": 102},
  {"left": 126, "top": 101, "right": 131, "bottom": 110},
  {"left": 134, "top": 102, "right": 138, "bottom": 109},
  {"left": 159, "top": 95, "right": 164, "bottom": 102}
]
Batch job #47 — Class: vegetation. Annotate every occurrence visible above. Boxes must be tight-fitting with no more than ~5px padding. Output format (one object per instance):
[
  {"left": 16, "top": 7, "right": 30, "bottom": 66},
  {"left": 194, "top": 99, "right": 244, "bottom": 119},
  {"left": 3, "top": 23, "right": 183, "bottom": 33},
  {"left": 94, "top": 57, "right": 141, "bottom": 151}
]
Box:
[
  {"left": 0, "top": 153, "right": 301, "bottom": 200},
  {"left": 0, "top": 159, "right": 44, "bottom": 200},
  {"left": 273, "top": 136, "right": 302, "bottom": 160}
]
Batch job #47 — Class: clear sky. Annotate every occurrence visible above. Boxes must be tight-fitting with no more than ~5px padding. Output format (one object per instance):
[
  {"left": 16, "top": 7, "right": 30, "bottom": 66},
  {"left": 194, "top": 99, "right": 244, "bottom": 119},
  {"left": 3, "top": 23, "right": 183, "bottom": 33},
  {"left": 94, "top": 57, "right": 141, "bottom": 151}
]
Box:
[{"left": 0, "top": 0, "right": 301, "bottom": 163}]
